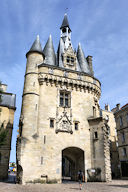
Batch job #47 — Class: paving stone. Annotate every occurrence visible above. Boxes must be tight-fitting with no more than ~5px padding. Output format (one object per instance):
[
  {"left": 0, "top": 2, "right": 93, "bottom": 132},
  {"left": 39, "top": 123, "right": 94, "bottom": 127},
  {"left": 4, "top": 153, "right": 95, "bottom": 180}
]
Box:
[{"left": 0, "top": 180, "right": 128, "bottom": 192}]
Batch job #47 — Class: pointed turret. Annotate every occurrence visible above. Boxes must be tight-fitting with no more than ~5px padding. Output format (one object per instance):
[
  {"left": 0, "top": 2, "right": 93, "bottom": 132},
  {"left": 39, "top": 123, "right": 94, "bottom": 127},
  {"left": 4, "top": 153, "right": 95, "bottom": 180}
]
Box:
[
  {"left": 60, "top": 14, "right": 72, "bottom": 49},
  {"left": 43, "top": 35, "right": 56, "bottom": 66},
  {"left": 60, "top": 13, "right": 71, "bottom": 32},
  {"left": 57, "top": 38, "right": 65, "bottom": 67},
  {"left": 26, "top": 35, "right": 43, "bottom": 57},
  {"left": 77, "top": 43, "right": 91, "bottom": 74}
]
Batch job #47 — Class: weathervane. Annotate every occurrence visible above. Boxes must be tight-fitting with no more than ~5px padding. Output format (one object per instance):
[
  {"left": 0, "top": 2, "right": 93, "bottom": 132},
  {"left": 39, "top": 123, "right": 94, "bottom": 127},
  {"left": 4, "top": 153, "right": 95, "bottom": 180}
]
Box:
[{"left": 65, "top": 8, "right": 68, "bottom": 14}]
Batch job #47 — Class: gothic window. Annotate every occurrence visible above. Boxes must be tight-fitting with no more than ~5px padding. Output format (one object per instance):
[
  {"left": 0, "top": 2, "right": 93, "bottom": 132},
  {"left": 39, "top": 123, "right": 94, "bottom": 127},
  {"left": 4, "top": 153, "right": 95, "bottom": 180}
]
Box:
[
  {"left": 60, "top": 91, "right": 70, "bottom": 107},
  {"left": 50, "top": 119, "right": 54, "bottom": 128}
]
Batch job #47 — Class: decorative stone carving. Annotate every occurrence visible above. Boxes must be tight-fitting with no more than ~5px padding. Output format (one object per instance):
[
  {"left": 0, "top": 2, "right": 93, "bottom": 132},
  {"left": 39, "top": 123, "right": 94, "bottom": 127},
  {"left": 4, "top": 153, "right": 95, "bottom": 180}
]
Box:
[
  {"left": 56, "top": 108, "right": 73, "bottom": 134},
  {"left": 38, "top": 72, "right": 101, "bottom": 99}
]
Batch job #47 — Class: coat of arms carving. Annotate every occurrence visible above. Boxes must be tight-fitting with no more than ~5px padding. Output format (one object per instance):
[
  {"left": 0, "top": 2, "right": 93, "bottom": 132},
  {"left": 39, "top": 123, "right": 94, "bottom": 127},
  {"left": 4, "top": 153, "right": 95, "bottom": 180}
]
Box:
[{"left": 56, "top": 108, "right": 73, "bottom": 134}]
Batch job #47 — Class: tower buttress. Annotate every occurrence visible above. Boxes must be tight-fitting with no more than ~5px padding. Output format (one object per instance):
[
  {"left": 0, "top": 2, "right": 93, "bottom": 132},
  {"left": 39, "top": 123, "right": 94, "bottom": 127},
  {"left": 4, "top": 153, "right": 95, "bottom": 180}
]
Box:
[{"left": 20, "top": 35, "right": 44, "bottom": 137}]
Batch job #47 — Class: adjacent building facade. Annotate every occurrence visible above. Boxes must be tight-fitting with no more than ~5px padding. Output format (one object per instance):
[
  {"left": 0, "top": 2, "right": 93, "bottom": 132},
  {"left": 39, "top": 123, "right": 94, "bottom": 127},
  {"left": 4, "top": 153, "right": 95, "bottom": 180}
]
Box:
[
  {"left": 102, "top": 104, "right": 120, "bottom": 178},
  {"left": 114, "top": 104, "right": 128, "bottom": 178},
  {"left": 0, "top": 84, "right": 16, "bottom": 179},
  {"left": 17, "top": 14, "right": 116, "bottom": 184}
]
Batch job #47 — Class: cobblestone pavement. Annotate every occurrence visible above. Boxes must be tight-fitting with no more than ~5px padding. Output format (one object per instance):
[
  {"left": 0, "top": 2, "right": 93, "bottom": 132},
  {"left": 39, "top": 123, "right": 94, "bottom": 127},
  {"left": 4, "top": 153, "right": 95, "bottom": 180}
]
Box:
[{"left": 0, "top": 180, "right": 128, "bottom": 192}]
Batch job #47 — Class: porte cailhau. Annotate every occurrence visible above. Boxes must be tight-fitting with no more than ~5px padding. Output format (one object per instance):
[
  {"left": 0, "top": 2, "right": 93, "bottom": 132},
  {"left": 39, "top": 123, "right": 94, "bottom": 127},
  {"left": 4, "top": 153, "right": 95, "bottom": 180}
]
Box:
[{"left": 17, "top": 14, "right": 117, "bottom": 184}]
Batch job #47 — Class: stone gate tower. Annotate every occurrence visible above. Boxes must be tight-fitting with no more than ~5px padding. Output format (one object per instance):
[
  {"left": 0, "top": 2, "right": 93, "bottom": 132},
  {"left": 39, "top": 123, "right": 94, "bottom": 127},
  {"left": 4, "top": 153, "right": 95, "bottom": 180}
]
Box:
[{"left": 17, "top": 14, "right": 111, "bottom": 184}]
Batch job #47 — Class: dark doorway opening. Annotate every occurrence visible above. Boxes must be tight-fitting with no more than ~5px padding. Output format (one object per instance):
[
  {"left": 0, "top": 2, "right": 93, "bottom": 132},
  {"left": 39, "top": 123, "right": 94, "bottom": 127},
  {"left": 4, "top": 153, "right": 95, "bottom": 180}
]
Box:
[
  {"left": 62, "top": 147, "right": 85, "bottom": 181},
  {"left": 121, "top": 161, "right": 128, "bottom": 177}
]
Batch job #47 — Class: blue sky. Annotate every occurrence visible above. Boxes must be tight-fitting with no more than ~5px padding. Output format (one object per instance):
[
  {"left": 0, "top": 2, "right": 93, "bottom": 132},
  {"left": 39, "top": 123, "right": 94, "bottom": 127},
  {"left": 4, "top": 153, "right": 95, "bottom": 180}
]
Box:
[{"left": 0, "top": 0, "right": 128, "bottom": 162}]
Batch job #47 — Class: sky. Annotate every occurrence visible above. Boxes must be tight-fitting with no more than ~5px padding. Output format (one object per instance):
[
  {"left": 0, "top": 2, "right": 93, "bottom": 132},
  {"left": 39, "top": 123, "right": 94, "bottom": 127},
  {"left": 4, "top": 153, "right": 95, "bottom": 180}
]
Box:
[{"left": 0, "top": 0, "right": 128, "bottom": 162}]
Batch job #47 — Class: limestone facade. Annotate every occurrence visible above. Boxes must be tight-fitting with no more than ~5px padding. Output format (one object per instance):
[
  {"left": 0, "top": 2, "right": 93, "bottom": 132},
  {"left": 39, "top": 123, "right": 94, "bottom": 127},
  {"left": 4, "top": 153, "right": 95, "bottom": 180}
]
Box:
[
  {"left": 0, "top": 84, "right": 16, "bottom": 179},
  {"left": 114, "top": 104, "right": 128, "bottom": 178},
  {"left": 17, "top": 14, "right": 113, "bottom": 184}
]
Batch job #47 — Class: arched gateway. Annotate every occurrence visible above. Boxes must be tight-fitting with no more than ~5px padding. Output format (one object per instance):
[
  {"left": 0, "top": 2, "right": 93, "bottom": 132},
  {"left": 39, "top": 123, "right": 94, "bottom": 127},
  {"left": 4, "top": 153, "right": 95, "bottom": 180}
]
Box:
[{"left": 62, "top": 147, "right": 85, "bottom": 181}]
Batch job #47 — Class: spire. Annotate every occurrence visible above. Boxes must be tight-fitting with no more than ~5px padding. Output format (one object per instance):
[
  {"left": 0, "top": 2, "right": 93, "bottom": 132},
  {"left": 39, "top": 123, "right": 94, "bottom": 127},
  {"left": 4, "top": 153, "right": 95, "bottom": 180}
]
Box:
[
  {"left": 60, "top": 14, "right": 72, "bottom": 49},
  {"left": 60, "top": 14, "right": 71, "bottom": 31},
  {"left": 77, "top": 43, "right": 91, "bottom": 74},
  {"left": 27, "top": 35, "right": 43, "bottom": 56},
  {"left": 43, "top": 35, "right": 56, "bottom": 66}
]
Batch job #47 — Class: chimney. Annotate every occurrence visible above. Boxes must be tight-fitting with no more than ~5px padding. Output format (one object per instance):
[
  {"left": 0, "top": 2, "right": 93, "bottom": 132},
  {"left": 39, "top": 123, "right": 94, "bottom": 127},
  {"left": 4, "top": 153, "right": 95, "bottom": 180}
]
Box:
[
  {"left": 0, "top": 84, "right": 7, "bottom": 92},
  {"left": 116, "top": 103, "right": 120, "bottom": 110},
  {"left": 86, "top": 55, "right": 94, "bottom": 75},
  {"left": 105, "top": 104, "right": 110, "bottom": 111}
]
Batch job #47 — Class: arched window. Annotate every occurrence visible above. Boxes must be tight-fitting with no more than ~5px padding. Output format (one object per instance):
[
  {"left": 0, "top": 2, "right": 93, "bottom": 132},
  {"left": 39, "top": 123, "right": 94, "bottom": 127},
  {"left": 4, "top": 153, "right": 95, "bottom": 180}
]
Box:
[{"left": 62, "top": 28, "right": 66, "bottom": 33}]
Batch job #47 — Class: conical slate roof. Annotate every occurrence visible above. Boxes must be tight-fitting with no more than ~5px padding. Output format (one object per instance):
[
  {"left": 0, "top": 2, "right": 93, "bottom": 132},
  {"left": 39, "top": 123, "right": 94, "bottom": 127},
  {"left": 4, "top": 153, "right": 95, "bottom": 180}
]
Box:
[
  {"left": 43, "top": 35, "right": 56, "bottom": 66},
  {"left": 60, "top": 14, "right": 71, "bottom": 31},
  {"left": 76, "top": 58, "right": 82, "bottom": 72},
  {"left": 57, "top": 38, "right": 65, "bottom": 67},
  {"left": 77, "top": 43, "right": 91, "bottom": 74},
  {"left": 29, "top": 35, "right": 43, "bottom": 54}
]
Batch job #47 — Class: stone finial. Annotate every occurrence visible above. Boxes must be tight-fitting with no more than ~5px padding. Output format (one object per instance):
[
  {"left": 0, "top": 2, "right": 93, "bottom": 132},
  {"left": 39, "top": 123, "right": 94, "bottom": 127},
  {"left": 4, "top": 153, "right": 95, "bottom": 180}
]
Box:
[{"left": 86, "top": 55, "right": 94, "bottom": 76}]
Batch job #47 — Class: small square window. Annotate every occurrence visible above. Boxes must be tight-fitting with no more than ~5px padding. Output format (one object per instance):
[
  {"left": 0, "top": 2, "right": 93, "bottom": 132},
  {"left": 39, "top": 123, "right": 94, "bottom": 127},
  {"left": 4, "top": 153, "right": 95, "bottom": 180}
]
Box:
[
  {"left": 50, "top": 119, "right": 54, "bottom": 128},
  {"left": 75, "top": 122, "right": 78, "bottom": 130}
]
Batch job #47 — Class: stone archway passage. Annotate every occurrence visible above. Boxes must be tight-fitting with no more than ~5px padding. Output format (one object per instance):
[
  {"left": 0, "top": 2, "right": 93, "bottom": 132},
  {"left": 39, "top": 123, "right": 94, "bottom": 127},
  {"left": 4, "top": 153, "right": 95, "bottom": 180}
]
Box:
[{"left": 62, "top": 147, "right": 85, "bottom": 181}]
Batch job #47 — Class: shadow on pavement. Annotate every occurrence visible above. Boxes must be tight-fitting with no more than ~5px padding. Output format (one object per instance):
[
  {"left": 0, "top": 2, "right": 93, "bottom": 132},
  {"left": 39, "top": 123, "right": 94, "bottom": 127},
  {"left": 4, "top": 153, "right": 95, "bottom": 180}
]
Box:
[
  {"left": 70, "top": 187, "right": 80, "bottom": 190},
  {"left": 109, "top": 185, "right": 128, "bottom": 189}
]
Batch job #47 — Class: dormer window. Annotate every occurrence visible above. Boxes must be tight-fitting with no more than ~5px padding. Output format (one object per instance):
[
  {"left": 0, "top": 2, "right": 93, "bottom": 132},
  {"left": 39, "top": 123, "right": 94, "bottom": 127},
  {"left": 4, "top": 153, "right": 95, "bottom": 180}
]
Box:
[
  {"left": 66, "top": 56, "right": 75, "bottom": 65},
  {"left": 71, "top": 57, "right": 74, "bottom": 63},
  {"left": 67, "top": 56, "right": 70, "bottom": 63}
]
